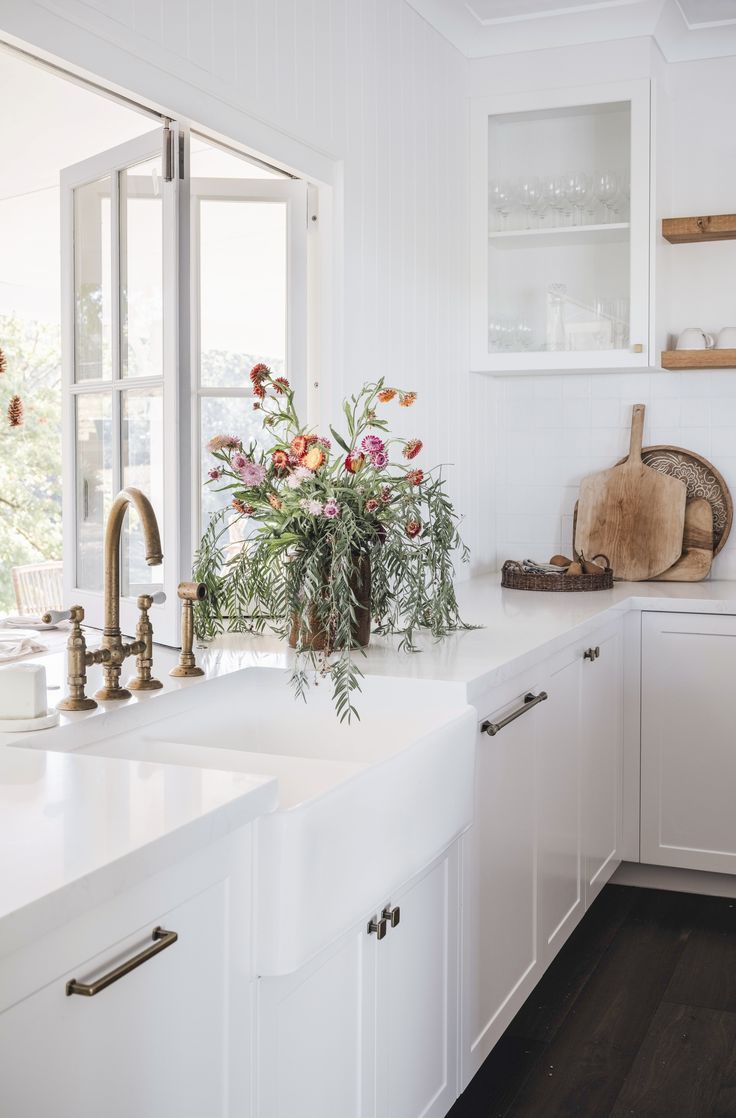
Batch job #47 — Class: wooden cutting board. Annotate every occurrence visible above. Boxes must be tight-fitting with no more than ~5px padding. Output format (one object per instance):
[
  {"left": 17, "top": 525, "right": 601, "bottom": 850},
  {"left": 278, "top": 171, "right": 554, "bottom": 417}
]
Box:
[
  {"left": 574, "top": 404, "right": 687, "bottom": 581},
  {"left": 653, "top": 498, "right": 713, "bottom": 582}
]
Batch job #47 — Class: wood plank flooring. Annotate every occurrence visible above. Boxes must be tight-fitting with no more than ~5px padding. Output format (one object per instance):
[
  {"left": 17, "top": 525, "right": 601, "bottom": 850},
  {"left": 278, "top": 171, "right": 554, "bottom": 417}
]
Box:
[{"left": 450, "top": 885, "right": 736, "bottom": 1118}]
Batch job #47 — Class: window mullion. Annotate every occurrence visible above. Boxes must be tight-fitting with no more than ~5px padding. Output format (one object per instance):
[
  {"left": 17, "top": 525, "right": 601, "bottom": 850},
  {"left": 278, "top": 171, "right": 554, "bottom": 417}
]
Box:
[{"left": 111, "top": 167, "right": 122, "bottom": 498}]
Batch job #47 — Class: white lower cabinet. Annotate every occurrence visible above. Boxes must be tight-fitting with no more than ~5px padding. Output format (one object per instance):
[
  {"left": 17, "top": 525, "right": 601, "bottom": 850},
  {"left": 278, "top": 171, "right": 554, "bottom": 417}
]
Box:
[
  {"left": 256, "top": 843, "right": 459, "bottom": 1118},
  {"left": 462, "top": 618, "right": 623, "bottom": 1088},
  {"left": 0, "top": 831, "right": 254, "bottom": 1118},
  {"left": 641, "top": 611, "right": 736, "bottom": 873}
]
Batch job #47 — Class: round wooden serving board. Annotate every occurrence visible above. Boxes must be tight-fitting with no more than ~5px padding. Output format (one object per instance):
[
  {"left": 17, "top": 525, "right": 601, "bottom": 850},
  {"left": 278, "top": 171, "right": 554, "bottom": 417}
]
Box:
[{"left": 614, "top": 445, "right": 732, "bottom": 555}]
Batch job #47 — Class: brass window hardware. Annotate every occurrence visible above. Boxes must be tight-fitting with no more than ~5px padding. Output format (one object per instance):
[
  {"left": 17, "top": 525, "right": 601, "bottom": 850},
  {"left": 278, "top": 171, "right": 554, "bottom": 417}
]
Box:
[
  {"left": 367, "top": 915, "right": 387, "bottom": 940},
  {"left": 584, "top": 646, "right": 601, "bottom": 661},
  {"left": 65, "top": 926, "right": 178, "bottom": 997},
  {"left": 481, "top": 691, "right": 548, "bottom": 737},
  {"left": 170, "top": 582, "right": 207, "bottom": 678},
  {"left": 382, "top": 904, "right": 401, "bottom": 929}
]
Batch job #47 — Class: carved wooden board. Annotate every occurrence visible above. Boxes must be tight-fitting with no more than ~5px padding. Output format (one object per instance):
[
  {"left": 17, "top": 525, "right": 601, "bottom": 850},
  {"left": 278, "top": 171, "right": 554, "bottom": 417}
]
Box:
[{"left": 575, "top": 404, "right": 687, "bottom": 581}]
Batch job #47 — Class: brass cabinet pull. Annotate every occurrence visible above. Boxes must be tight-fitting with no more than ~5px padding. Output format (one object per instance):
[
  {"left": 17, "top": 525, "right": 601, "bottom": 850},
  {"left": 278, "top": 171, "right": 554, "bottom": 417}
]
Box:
[
  {"left": 481, "top": 691, "right": 548, "bottom": 737},
  {"left": 382, "top": 904, "right": 401, "bottom": 929},
  {"left": 66, "top": 927, "right": 178, "bottom": 997},
  {"left": 367, "top": 916, "right": 388, "bottom": 940}
]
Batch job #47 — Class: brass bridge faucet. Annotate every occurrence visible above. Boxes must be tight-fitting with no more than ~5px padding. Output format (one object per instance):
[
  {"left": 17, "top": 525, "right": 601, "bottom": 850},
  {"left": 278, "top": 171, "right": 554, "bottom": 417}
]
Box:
[{"left": 46, "top": 487, "right": 165, "bottom": 711}]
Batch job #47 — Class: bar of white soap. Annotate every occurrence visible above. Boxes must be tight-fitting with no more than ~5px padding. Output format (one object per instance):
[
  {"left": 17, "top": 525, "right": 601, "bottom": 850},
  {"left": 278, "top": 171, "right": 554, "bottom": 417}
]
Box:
[{"left": 0, "top": 663, "right": 47, "bottom": 719}]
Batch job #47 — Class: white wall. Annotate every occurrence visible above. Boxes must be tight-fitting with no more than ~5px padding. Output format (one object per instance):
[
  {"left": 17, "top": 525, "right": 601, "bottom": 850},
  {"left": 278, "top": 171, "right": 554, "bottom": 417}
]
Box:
[
  {"left": 471, "top": 39, "right": 736, "bottom": 579},
  {"left": 0, "top": 0, "right": 496, "bottom": 575}
]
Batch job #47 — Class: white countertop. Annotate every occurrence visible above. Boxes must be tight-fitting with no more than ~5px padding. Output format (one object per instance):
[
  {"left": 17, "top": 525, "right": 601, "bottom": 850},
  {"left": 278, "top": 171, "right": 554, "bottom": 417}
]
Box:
[{"left": 3, "top": 573, "right": 736, "bottom": 950}]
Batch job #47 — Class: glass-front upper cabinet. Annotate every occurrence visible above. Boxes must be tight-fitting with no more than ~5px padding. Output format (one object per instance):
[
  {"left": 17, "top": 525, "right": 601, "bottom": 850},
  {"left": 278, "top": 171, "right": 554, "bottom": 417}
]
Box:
[{"left": 470, "top": 80, "right": 651, "bottom": 374}]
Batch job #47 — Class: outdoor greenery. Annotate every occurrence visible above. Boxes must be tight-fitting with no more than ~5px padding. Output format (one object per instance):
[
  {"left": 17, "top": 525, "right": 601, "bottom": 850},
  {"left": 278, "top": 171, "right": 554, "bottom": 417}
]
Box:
[
  {"left": 194, "top": 364, "right": 474, "bottom": 721},
  {"left": 0, "top": 314, "right": 62, "bottom": 611}
]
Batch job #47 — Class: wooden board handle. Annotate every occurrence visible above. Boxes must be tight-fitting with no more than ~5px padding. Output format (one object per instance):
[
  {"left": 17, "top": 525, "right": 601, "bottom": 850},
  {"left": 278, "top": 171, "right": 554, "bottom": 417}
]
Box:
[{"left": 627, "top": 404, "right": 646, "bottom": 465}]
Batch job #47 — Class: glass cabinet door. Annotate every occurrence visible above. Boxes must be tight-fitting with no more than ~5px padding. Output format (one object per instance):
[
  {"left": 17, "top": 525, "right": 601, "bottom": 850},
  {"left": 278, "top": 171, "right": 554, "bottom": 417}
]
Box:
[{"left": 470, "top": 80, "right": 651, "bottom": 373}]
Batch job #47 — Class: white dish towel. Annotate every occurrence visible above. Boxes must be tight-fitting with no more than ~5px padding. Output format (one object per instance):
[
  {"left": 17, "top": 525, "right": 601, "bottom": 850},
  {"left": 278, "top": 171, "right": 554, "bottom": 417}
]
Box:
[{"left": 0, "top": 635, "right": 48, "bottom": 662}]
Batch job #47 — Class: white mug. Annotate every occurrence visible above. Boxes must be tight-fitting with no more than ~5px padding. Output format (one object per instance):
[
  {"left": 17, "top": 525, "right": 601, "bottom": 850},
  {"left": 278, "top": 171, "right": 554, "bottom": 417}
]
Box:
[
  {"left": 676, "top": 328, "right": 715, "bottom": 350},
  {"left": 717, "top": 327, "right": 736, "bottom": 349}
]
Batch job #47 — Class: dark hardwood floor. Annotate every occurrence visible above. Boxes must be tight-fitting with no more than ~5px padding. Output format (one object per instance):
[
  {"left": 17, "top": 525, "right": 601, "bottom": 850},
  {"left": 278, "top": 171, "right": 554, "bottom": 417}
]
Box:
[{"left": 450, "top": 884, "right": 736, "bottom": 1118}]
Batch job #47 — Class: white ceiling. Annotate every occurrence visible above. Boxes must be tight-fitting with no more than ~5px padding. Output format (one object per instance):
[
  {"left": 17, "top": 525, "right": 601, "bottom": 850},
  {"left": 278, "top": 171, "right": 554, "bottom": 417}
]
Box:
[{"left": 407, "top": 0, "right": 736, "bottom": 57}]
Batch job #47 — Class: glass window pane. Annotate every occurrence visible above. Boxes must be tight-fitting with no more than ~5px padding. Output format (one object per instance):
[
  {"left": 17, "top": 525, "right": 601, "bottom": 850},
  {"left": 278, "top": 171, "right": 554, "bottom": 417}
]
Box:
[
  {"left": 121, "top": 388, "right": 164, "bottom": 597},
  {"left": 200, "top": 395, "right": 266, "bottom": 539},
  {"left": 74, "top": 176, "right": 112, "bottom": 382},
  {"left": 199, "top": 200, "right": 286, "bottom": 388},
  {"left": 75, "top": 393, "right": 112, "bottom": 591},
  {"left": 121, "top": 157, "right": 163, "bottom": 379}
]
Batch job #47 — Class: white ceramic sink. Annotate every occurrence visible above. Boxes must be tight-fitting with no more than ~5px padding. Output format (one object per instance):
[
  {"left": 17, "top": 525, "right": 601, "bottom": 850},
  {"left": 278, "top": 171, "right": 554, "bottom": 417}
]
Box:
[{"left": 72, "top": 668, "right": 476, "bottom": 974}]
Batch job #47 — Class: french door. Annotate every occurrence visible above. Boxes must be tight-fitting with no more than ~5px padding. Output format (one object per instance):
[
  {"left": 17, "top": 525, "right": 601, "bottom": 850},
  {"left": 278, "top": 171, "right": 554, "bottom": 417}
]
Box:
[{"left": 61, "top": 126, "right": 308, "bottom": 645}]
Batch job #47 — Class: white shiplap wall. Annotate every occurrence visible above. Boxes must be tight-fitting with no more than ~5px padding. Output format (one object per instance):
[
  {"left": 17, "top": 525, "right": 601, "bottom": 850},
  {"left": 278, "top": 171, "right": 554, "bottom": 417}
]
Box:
[{"left": 0, "top": 0, "right": 496, "bottom": 574}]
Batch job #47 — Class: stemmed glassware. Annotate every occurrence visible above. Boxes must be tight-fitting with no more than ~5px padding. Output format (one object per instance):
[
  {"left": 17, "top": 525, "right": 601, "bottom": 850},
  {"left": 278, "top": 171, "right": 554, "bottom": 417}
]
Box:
[
  {"left": 564, "top": 172, "right": 591, "bottom": 226},
  {"left": 594, "top": 171, "right": 620, "bottom": 222},
  {"left": 488, "top": 168, "right": 629, "bottom": 230},
  {"left": 489, "top": 180, "right": 514, "bottom": 230},
  {"left": 515, "top": 176, "right": 543, "bottom": 229}
]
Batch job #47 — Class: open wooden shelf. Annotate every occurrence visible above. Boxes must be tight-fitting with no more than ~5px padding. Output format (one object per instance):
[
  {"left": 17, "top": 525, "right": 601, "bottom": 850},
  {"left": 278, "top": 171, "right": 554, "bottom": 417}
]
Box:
[
  {"left": 661, "top": 349, "right": 736, "bottom": 370},
  {"left": 662, "top": 214, "right": 736, "bottom": 244}
]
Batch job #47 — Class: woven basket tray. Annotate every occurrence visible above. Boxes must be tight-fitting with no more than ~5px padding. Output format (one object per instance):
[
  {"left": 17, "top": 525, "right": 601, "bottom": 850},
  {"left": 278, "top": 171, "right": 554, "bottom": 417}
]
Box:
[{"left": 501, "top": 557, "right": 613, "bottom": 593}]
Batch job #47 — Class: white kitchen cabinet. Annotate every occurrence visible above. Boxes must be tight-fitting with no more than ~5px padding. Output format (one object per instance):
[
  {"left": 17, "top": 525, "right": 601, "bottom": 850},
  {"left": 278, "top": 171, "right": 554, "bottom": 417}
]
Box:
[
  {"left": 470, "top": 79, "right": 651, "bottom": 374},
  {"left": 582, "top": 621, "right": 623, "bottom": 905},
  {"left": 0, "top": 831, "right": 254, "bottom": 1118},
  {"left": 641, "top": 612, "right": 736, "bottom": 874},
  {"left": 256, "top": 844, "right": 459, "bottom": 1118},
  {"left": 462, "top": 617, "right": 624, "bottom": 1087}
]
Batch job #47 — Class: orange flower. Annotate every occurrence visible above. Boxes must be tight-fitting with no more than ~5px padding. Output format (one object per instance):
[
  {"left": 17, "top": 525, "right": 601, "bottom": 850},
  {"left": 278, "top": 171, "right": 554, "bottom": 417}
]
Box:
[
  {"left": 250, "top": 362, "right": 270, "bottom": 387},
  {"left": 232, "top": 498, "right": 254, "bottom": 516},
  {"left": 303, "top": 445, "right": 325, "bottom": 471},
  {"left": 400, "top": 391, "right": 417, "bottom": 407},
  {"left": 272, "top": 449, "right": 289, "bottom": 470},
  {"left": 403, "top": 438, "right": 423, "bottom": 460},
  {"left": 253, "top": 383, "right": 266, "bottom": 398},
  {"left": 291, "top": 435, "right": 308, "bottom": 458},
  {"left": 406, "top": 468, "right": 424, "bottom": 486},
  {"left": 273, "top": 376, "right": 290, "bottom": 394},
  {"left": 405, "top": 519, "right": 421, "bottom": 538},
  {"left": 268, "top": 493, "right": 283, "bottom": 511},
  {"left": 378, "top": 388, "right": 396, "bottom": 403}
]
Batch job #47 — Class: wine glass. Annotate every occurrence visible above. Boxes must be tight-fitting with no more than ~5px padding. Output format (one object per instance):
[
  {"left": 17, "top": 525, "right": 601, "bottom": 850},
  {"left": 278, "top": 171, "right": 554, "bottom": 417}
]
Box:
[
  {"left": 515, "top": 176, "right": 542, "bottom": 230},
  {"left": 594, "top": 171, "right": 619, "bottom": 223},
  {"left": 564, "top": 172, "right": 591, "bottom": 226},
  {"left": 489, "top": 180, "right": 513, "bottom": 231}
]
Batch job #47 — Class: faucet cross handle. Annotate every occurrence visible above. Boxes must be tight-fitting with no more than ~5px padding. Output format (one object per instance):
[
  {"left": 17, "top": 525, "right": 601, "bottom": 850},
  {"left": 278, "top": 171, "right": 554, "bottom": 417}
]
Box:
[{"left": 50, "top": 604, "right": 111, "bottom": 712}]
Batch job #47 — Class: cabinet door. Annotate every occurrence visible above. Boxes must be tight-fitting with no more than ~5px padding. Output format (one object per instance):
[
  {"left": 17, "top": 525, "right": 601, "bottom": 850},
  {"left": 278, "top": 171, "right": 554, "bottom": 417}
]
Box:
[
  {"left": 256, "top": 926, "right": 375, "bottom": 1118},
  {"left": 376, "top": 846, "right": 459, "bottom": 1118},
  {"left": 582, "top": 622, "right": 623, "bottom": 906},
  {"left": 462, "top": 682, "right": 542, "bottom": 1084},
  {"left": 641, "top": 612, "right": 736, "bottom": 873},
  {"left": 0, "top": 882, "right": 232, "bottom": 1118},
  {"left": 538, "top": 646, "right": 584, "bottom": 963}
]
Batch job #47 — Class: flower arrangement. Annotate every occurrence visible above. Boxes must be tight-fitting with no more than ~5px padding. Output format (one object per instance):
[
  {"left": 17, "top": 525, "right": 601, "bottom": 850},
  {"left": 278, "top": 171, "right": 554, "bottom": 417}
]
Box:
[{"left": 194, "top": 363, "right": 473, "bottom": 720}]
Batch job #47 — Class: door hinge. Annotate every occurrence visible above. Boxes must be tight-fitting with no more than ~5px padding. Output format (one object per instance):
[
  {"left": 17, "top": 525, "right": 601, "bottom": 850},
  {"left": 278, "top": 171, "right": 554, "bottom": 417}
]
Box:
[{"left": 163, "top": 122, "right": 175, "bottom": 183}]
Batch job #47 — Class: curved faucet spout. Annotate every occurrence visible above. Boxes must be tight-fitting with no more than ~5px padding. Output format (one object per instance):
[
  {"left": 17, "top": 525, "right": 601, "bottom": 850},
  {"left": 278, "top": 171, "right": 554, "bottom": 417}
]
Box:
[{"left": 104, "top": 487, "right": 163, "bottom": 635}]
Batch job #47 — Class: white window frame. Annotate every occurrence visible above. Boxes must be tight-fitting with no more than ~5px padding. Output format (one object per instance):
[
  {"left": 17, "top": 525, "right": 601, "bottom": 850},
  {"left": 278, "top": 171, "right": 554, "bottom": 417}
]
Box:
[{"left": 189, "top": 176, "right": 308, "bottom": 555}]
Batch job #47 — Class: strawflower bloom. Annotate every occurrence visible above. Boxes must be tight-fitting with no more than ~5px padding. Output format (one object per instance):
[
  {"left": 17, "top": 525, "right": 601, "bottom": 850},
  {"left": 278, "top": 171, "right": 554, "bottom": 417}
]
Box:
[
  {"left": 406, "top": 469, "right": 424, "bottom": 486},
  {"left": 207, "top": 434, "right": 239, "bottom": 453},
  {"left": 317, "top": 436, "right": 332, "bottom": 450},
  {"left": 286, "top": 466, "right": 312, "bottom": 489},
  {"left": 323, "top": 500, "right": 341, "bottom": 519},
  {"left": 291, "top": 435, "right": 309, "bottom": 458},
  {"left": 273, "top": 377, "right": 290, "bottom": 394},
  {"left": 239, "top": 461, "right": 266, "bottom": 487},
  {"left": 232, "top": 498, "right": 254, "bottom": 516},
  {"left": 272, "top": 449, "right": 289, "bottom": 470},
  {"left": 303, "top": 445, "right": 325, "bottom": 471},
  {"left": 302, "top": 498, "right": 324, "bottom": 516},
  {"left": 250, "top": 362, "right": 270, "bottom": 387},
  {"left": 405, "top": 519, "right": 421, "bottom": 538},
  {"left": 208, "top": 467, "right": 223, "bottom": 480},
  {"left": 371, "top": 451, "right": 388, "bottom": 469},
  {"left": 378, "top": 388, "right": 396, "bottom": 403},
  {"left": 232, "top": 453, "right": 247, "bottom": 470},
  {"left": 403, "top": 438, "right": 423, "bottom": 460},
  {"left": 400, "top": 392, "right": 417, "bottom": 407},
  {"left": 380, "top": 486, "right": 392, "bottom": 503},
  {"left": 365, "top": 498, "right": 379, "bottom": 512},
  {"left": 345, "top": 452, "right": 365, "bottom": 474},
  {"left": 361, "top": 435, "right": 385, "bottom": 455},
  {"left": 268, "top": 493, "right": 283, "bottom": 511}
]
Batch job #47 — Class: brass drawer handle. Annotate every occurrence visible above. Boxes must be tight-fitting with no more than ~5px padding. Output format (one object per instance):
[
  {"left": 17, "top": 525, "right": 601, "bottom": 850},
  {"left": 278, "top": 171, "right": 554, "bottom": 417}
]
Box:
[
  {"left": 481, "top": 691, "right": 548, "bottom": 737},
  {"left": 66, "top": 926, "right": 178, "bottom": 997}
]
